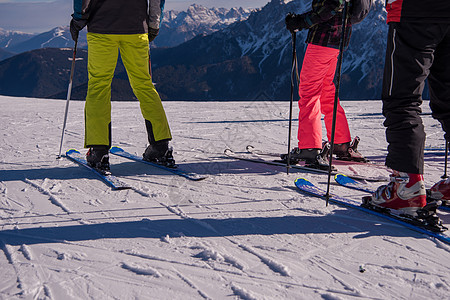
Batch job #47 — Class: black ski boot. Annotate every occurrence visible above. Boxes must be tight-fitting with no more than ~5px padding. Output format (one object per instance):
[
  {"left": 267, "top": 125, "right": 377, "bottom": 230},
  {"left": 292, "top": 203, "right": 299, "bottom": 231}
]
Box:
[
  {"left": 86, "top": 146, "right": 110, "bottom": 172},
  {"left": 280, "top": 148, "right": 320, "bottom": 164},
  {"left": 333, "top": 136, "right": 367, "bottom": 162},
  {"left": 281, "top": 142, "right": 333, "bottom": 170},
  {"left": 143, "top": 139, "right": 176, "bottom": 167}
]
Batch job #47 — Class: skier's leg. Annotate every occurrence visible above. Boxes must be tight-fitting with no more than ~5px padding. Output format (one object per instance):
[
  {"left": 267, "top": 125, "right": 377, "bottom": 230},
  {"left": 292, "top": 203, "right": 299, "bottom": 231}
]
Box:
[
  {"left": 368, "top": 24, "right": 444, "bottom": 218},
  {"left": 319, "top": 48, "right": 351, "bottom": 145},
  {"left": 297, "top": 44, "right": 332, "bottom": 149},
  {"left": 118, "top": 34, "right": 172, "bottom": 144},
  {"left": 427, "top": 25, "right": 450, "bottom": 202},
  {"left": 382, "top": 22, "right": 436, "bottom": 174},
  {"left": 428, "top": 25, "right": 450, "bottom": 139},
  {"left": 84, "top": 33, "right": 119, "bottom": 148}
]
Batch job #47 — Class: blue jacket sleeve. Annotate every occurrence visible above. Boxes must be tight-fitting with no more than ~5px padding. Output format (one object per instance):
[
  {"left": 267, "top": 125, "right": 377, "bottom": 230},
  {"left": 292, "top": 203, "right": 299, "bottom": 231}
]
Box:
[
  {"left": 73, "top": 0, "right": 93, "bottom": 20},
  {"left": 149, "top": 0, "right": 165, "bottom": 30}
]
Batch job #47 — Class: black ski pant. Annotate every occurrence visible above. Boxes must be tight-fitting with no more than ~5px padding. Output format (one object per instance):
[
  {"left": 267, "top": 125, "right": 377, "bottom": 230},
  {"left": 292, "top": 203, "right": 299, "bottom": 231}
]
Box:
[{"left": 382, "top": 22, "right": 450, "bottom": 174}]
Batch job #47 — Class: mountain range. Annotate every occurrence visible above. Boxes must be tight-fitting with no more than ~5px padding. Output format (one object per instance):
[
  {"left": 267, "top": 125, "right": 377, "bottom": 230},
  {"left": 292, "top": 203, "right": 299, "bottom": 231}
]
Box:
[
  {"left": 0, "top": 4, "right": 253, "bottom": 56},
  {"left": 152, "top": 0, "right": 388, "bottom": 100},
  {"left": 0, "top": 0, "right": 390, "bottom": 100}
]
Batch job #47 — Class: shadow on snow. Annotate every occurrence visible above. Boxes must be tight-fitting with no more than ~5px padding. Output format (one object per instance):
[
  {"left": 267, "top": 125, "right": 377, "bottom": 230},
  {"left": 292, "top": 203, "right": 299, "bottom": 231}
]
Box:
[
  {"left": 0, "top": 158, "right": 328, "bottom": 182},
  {"left": 0, "top": 212, "right": 425, "bottom": 246}
]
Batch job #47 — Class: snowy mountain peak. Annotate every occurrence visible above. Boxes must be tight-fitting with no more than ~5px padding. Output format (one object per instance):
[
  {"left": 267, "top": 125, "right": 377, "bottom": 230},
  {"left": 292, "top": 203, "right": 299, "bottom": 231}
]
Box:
[
  {"left": 155, "top": 4, "right": 254, "bottom": 48},
  {"left": 164, "top": 4, "right": 252, "bottom": 27},
  {"left": 0, "top": 28, "right": 35, "bottom": 49}
]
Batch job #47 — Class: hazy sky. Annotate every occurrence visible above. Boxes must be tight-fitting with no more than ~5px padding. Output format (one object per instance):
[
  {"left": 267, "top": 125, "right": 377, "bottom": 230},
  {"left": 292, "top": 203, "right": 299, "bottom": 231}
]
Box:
[{"left": 0, "top": 0, "right": 271, "bottom": 33}]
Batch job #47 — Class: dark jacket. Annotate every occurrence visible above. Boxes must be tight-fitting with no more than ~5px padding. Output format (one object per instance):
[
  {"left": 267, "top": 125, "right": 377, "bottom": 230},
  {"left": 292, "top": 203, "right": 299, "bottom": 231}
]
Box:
[
  {"left": 386, "top": 0, "right": 450, "bottom": 23},
  {"left": 73, "top": 0, "right": 165, "bottom": 34},
  {"left": 300, "top": 0, "right": 352, "bottom": 48}
]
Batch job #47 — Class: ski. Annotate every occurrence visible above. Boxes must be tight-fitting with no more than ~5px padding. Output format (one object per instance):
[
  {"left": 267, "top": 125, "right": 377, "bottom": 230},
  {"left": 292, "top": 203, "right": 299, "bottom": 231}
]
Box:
[
  {"left": 224, "top": 149, "right": 387, "bottom": 182},
  {"left": 334, "top": 173, "right": 450, "bottom": 212},
  {"left": 294, "top": 177, "right": 450, "bottom": 245},
  {"left": 245, "top": 145, "right": 282, "bottom": 158},
  {"left": 65, "top": 149, "right": 131, "bottom": 190},
  {"left": 109, "top": 146, "right": 206, "bottom": 181},
  {"left": 334, "top": 173, "right": 378, "bottom": 193},
  {"left": 246, "top": 145, "right": 385, "bottom": 166}
]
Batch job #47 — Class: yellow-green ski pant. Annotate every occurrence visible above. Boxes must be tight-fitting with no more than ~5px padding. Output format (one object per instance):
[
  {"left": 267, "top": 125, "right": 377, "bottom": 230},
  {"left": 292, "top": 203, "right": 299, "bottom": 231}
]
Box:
[{"left": 84, "top": 33, "right": 172, "bottom": 148}]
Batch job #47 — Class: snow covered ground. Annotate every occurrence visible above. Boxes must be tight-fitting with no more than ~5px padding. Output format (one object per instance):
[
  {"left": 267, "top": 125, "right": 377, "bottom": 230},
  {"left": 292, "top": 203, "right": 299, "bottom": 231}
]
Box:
[{"left": 0, "top": 95, "right": 449, "bottom": 299}]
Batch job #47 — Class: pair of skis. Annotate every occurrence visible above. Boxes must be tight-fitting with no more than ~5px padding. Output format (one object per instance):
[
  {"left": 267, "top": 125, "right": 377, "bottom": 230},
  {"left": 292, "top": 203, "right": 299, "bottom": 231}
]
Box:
[
  {"left": 65, "top": 146, "right": 206, "bottom": 190},
  {"left": 224, "top": 146, "right": 388, "bottom": 182},
  {"left": 295, "top": 176, "right": 449, "bottom": 245}
]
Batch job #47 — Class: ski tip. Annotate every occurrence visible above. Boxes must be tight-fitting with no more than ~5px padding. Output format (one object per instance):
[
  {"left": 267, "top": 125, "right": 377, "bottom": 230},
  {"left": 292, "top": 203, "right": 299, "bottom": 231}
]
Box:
[
  {"left": 224, "top": 149, "right": 234, "bottom": 155},
  {"left": 109, "top": 146, "right": 124, "bottom": 153},
  {"left": 335, "top": 173, "right": 356, "bottom": 184},
  {"left": 334, "top": 173, "right": 346, "bottom": 180},
  {"left": 192, "top": 176, "right": 208, "bottom": 182},
  {"left": 66, "top": 148, "right": 80, "bottom": 155},
  {"left": 113, "top": 186, "right": 132, "bottom": 191},
  {"left": 294, "top": 177, "right": 312, "bottom": 186}
]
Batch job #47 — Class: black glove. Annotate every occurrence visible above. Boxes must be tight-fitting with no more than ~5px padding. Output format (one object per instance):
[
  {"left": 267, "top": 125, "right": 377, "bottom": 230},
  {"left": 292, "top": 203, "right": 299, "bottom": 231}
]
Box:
[
  {"left": 70, "top": 18, "right": 87, "bottom": 42},
  {"left": 148, "top": 28, "right": 159, "bottom": 42},
  {"left": 285, "top": 13, "right": 307, "bottom": 33}
]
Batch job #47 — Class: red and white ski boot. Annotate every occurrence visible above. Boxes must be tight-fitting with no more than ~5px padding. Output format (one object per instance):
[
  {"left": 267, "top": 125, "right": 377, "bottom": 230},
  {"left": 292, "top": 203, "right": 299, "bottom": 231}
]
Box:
[
  {"left": 429, "top": 178, "right": 450, "bottom": 206},
  {"left": 367, "top": 171, "right": 427, "bottom": 217}
]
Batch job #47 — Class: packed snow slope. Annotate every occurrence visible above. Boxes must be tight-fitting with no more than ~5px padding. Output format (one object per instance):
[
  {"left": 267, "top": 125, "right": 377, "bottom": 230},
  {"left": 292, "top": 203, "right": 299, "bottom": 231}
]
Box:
[{"left": 0, "top": 96, "right": 449, "bottom": 299}]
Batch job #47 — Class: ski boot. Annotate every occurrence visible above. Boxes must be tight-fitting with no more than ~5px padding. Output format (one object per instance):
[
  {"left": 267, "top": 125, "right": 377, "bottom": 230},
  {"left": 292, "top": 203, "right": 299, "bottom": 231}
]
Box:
[
  {"left": 428, "top": 178, "right": 450, "bottom": 208},
  {"left": 86, "top": 146, "right": 110, "bottom": 172},
  {"left": 365, "top": 171, "right": 427, "bottom": 216},
  {"left": 362, "top": 171, "right": 446, "bottom": 232},
  {"left": 280, "top": 142, "right": 333, "bottom": 171},
  {"left": 143, "top": 139, "right": 176, "bottom": 168},
  {"left": 333, "top": 136, "right": 367, "bottom": 162}
]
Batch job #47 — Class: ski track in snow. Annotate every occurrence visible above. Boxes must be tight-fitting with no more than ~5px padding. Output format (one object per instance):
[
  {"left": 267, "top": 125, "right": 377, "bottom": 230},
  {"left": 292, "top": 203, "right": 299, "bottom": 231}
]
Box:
[
  {"left": 0, "top": 240, "right": 53, "bottom": 299},
  {"left": 19, "top": 244, "right": 32, "bottom": 261},
  {"left": 230, "top": 283, "right": 260, "bottom": 300},
  {"left": 120, "top": 262, "right": 162, "bottom": 277},
  {"left": 238, "top": 244, "right": 290, "bottom": 277},
  {"left": 23, "top": 178, "right": 72, "bottom": 213},
  {"left": 193, "top": 247, "right": 245, "bottom": 271},
  {"left": 0, "top": 241, "right": 16, "bottom": 267},
  {"left": 175, "top": 270, "right": 211, "bottom": 299},
  {"left": 1, "top": 97, "right": 450, "bottom": 299}
]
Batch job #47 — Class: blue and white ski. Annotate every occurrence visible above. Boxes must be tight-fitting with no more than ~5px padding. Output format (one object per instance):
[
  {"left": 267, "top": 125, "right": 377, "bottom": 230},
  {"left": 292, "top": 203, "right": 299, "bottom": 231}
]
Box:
[
  {"left": 335, "top": 173, "right": 378, "bottom": 193},
  {"left": 294, "top": 177, "right": 450, "bottom": 245},
  {"left": 109, "top": 146, "right": 206, "bottom": 181},
  {"left": 334, "top": 173, "right": 450, "bottom": 212},
  {"left": 65, "top": 149, "right": 130, "bottom": 190}
]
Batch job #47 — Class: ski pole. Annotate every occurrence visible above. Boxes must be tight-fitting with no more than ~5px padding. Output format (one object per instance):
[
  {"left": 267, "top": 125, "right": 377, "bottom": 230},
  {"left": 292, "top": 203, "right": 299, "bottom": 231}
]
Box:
[
  {"left": 57, "top": 39, "right": 78, "bottom": 159},
  {"left": 325, "top": 0, "right": 350, "bottom": 205},
  {"left": 287, "top": 31, "right": 297, "bottom": 174},
  {"left": 442, "top": 140, "right": 449, "bottom": 179}
]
